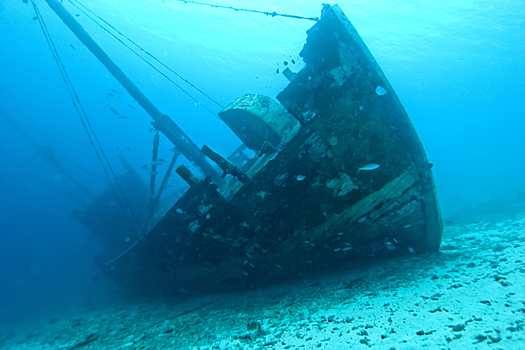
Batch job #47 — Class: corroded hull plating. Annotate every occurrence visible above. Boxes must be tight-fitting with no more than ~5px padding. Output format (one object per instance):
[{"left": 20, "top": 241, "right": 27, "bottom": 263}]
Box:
[{"left": 101, "top": 5, "right": 442, "bottom": 296}]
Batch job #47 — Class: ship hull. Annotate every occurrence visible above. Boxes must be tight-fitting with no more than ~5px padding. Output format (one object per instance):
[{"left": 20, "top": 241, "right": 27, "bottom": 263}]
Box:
[{"left": 99, "top": 5, "right": 442, "bottom": 296}]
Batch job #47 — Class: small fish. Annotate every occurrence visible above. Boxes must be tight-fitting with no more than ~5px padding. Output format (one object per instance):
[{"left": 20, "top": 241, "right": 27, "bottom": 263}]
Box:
[
  {"left": 32, "top": 16, "right": 37, "bottom": 20},
  {"left": 158, "top": 158, "right": 166, "bottom": 162},
  {"left": 275, "top": 264, "right": 282, "bottom": 269},
  {"left": 356, "top": 163, "right": 380, "bottom": 173},
  {"left": 147, "top": 171, "right": 158, "bottom": 176},
  {"left": 140, "top": 164, "right": 149, "bottom": 169},
  {"left": 385, "top": 242, "right": 397, "bottom": 251},
  {"left": 358, "top": 216, "right": 367, "bottom": 222},
  {"left": 69, "top": 44, "right": 75, "bottom": 50},
  {"left": 175, "top": 208, "right": 184, "bottom": 214},
  {"left": 334, "top": 248, "right": 342, "bottom": 252},
  {"left": 127, "top": 147, "right": 131, "bottom": 151},
  {"left": 343, "top": 247, "right": 353, "bottom": 251},
  {"left": 108, "top": 106, "right": 120, "bottom": 115},
  {"left": 151, "top": 160, "right": 163, "bottom": 166},
  {"left": 128, "top": 105, "right": 136, "bottom": 109},
  {"left": 296, "top": 175, "right": 306, "bottom": 181},
  {"left": 111, "top": 89, "right": 122, "bottom": 94},
  {"left": 74, "top": 14, "right": 81, "bottom": 17},
  {"left": 269, "top": 151, "right": 279, "bottom": 161},
  {"left": 106, "top": 93, "right": 119, "bottom": 101},
  {"left": 116, "top": 116, "right": 127, "bottom": 119},
  {"left": 375, "top": 86, "right": 388, "bottom": 96},
  {"left": 408, "top": 247, "right": 416, "bottom": 254}
]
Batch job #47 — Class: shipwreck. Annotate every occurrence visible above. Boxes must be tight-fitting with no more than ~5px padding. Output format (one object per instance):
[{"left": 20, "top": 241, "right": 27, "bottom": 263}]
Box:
[{"left": 44, "top": 1, "right": 442, "bottom": 296}]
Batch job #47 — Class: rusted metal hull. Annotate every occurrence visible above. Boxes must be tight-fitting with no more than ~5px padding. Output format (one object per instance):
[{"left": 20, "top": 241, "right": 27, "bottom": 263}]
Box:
[{"left": 99, "top": 5, "right": 442, "bottom": 296}]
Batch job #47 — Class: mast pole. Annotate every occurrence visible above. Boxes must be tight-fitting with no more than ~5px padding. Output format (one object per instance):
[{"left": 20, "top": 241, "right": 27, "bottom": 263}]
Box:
[{"left": 44, "top": 0, "right": 219, "bottom": 180}]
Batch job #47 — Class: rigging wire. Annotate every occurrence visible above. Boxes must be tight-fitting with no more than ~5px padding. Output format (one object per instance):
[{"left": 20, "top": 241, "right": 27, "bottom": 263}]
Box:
[
  {"left": 30, "top": 0, "right": 144, "bottom": 236},
  {"left": 68, "top": 0, "right": 225, "bottom": 116},
  {"left": 168, "top": 0, "right": 320, "bottom": 21}
]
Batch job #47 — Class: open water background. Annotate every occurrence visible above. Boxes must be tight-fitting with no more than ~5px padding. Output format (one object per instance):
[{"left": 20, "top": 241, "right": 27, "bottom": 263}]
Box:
[{"left": 0, "top": 0, "right": 523, "bottom": 323}]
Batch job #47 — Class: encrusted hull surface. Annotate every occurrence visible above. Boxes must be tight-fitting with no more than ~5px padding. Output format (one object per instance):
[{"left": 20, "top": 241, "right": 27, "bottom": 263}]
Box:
[{"left": 100, "top": 5, "right": 442, "bottom": 296}]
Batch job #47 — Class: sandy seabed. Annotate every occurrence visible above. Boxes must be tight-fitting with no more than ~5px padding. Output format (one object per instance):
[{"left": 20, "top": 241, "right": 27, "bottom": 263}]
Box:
[{"left": 1, "top": 212, "right": 524, "bottom": 350}]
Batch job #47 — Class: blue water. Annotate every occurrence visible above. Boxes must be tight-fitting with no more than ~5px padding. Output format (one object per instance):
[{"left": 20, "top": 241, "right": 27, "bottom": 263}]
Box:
[{"left": 0, "top": 0, "right": 523, "bottom": 324}]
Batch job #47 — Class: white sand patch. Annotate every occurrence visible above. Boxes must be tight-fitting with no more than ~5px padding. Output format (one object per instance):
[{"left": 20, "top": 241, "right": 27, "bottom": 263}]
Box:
[{"left": 1, "top": 214, "right": 524, "bottom": 349}]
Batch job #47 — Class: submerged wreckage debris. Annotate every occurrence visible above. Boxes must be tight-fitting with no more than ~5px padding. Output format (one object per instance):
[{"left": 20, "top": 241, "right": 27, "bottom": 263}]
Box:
[{"left": 57, "top": 3, "right": 441, "bottom": 296}]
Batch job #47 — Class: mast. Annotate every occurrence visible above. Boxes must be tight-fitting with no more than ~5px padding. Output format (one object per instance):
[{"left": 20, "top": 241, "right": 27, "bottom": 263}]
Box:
[
  {"left": 1, "top": 110, "right": 94, "bottom": 201},
  {"left": 44, "top": 0, "right": 220, "bottom": 180}
]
